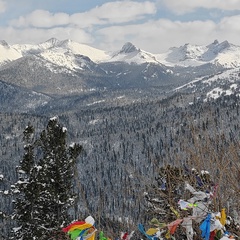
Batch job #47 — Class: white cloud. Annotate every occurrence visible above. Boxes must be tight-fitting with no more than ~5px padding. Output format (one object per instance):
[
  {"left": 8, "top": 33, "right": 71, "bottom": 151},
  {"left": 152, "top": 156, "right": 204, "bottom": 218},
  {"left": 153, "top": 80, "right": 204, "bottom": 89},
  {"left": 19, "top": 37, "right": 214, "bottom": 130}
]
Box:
[
  {"left": 219, "top": 15, "right": 240, "bottom": 31},
  {"left": 97, "top": 19, "right": 216, "bottom": 52},
  {"left": 0, "top": 0, "right": 6, "bottom": 13},
  {"left": 3, "top": 15, "right": 240, "bottom": 53},
  {"left": 70, "top": 0, "right": 157, "bottom": 27},
  {"left": 97, "top": 16, "right": 240, "bottom": 53},
  {"left": 0, "top": 26, "right": 93, "bottom": 45},
  {"left": 10, "top": 1, "right": 156, "bottom": 28},
  {"left": 158, "top": 0, "right": 240, "bottom": 15},
  {"left": 85, "top": 0, "right": 156, "bottom": 24},
  {"left": 10, "top": 10, "right": 70, "bottom": 28}
]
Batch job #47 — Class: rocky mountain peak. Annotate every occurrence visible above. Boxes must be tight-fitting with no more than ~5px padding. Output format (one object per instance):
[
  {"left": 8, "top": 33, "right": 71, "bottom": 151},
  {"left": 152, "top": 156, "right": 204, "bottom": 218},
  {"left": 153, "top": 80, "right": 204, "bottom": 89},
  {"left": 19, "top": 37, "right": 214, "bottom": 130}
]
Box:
[
  {"left": 217, "top": 40, "right": 230, "bottom": 51},
  {"left": 204, "top": 40, "right": 230, "bottom": 58},
  {"left": 120, "top": 42, "right": 139, "bottom": 54},
  {"left": 39, "top": 38, "right": 60, "bottom": 49},
  {"left": 46, "top": 37, "right": 59, "bottom": 43},
  {"left": 0, "top": 40, "right": 9, "bottom": 48}
]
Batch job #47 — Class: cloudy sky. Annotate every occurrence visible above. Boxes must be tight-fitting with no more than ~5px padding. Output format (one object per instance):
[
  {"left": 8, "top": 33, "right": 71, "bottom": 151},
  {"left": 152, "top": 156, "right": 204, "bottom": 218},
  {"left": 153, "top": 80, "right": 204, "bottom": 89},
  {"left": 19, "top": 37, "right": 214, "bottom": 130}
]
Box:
[{"left": 1, "top": 0, "right": 240, "bottom": 53}]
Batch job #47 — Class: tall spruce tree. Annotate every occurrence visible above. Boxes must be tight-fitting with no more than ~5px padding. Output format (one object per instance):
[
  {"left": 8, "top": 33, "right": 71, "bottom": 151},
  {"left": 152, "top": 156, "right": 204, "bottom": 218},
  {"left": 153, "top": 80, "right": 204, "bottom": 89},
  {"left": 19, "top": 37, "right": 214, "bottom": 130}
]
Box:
[{"left": 12, "top": 117, "right": 82, "bottom": 239}]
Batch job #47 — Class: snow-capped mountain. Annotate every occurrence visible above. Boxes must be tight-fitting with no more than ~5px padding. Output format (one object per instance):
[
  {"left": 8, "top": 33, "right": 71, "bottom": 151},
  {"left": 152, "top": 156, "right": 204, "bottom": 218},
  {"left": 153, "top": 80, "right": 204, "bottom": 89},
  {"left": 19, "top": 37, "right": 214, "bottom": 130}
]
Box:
[
  {"left": 1, "top": 38, "right": 240, "bottom": 69},
  {"left": 11, "top": 38, "right": 110, "bottom": 71},
  {"left": 108, "top": 42, "right": 161, "bottom": 64},
  {"left": 12, "top": 38, "right": 110, "bottom": 62},
  {"left": 1, "top": 37, "right": 240, "bottom": 105},
  {"left": 10, "top": 39, "right": 163, "bottom": 69},
  {"left": 0, "top": 38, "right": 179, "bottom": 96},
  {"left": 156, "top": 40, "right": 240, "bottom": 68},
  {"left": 108, "top": 39, "right": 240, "bottom": 68}
]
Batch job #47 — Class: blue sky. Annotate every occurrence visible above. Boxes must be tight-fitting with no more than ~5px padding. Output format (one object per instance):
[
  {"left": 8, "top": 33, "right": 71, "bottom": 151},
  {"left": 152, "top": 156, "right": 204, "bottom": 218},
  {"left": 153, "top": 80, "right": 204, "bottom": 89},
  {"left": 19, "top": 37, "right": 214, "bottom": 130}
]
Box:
[{"left": 1, "top": 0, "right": 240, "bottom": 53}]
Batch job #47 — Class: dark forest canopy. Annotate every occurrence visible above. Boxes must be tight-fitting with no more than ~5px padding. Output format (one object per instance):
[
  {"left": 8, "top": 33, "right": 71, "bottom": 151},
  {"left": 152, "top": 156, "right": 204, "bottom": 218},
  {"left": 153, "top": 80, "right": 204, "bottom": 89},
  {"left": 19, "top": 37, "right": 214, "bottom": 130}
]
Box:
[{"left": 0, "top": 93, "right": 240, "bottom": 239}]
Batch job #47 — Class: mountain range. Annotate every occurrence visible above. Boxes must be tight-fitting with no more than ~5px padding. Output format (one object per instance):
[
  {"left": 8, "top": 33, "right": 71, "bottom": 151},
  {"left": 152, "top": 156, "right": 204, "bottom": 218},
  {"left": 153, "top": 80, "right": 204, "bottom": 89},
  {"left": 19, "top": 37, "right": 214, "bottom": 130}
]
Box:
[
  {"left": 0, "top": 38, "right": 240, "bottom": 113},
  {"left": 2, "top": 38, "right": 240, "bottom": 67}
]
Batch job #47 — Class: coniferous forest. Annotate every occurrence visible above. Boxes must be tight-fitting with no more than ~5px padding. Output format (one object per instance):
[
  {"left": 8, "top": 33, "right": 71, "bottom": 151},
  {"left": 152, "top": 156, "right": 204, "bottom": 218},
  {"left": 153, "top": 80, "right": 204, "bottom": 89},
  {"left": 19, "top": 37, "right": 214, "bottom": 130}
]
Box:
[{"left": 0, "top": 91, "right": 240, "bottom": 239}]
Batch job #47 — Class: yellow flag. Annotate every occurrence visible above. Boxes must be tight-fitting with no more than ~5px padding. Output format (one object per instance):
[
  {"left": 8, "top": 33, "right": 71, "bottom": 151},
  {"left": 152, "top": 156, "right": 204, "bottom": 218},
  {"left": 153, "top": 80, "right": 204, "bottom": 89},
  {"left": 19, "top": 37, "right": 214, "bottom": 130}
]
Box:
[
  {"left": 170, "top": 206, "right": 180, "bottom": 219},
  {"left": 146, "top": 228, "right": 158, "bottom": 235},
  {"left": 220, "top": 208, "right": 226, "bottom": 226},
  {"left": 165, "top": 230, "right": 171, "bottom": 239}
]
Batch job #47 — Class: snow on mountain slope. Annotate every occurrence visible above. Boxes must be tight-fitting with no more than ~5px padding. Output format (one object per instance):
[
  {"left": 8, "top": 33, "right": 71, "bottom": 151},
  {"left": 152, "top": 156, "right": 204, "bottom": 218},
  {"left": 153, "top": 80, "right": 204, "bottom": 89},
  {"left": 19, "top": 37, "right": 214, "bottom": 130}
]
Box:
[
  {"left": 39, "top": 49, "right": 81, "bottom": 71},
  {"left": 56, "top": 39, "right": 109, "bottom": 62},
  {"left": 39, "top": 43, "right": 112, "bottom": 72},
  {"left": 12, "top": 38, "right": 62, "bottom": 55},
  {"left": 173, "top": 67, "right": 240, "bottom": 102},
  {"left": 11, "top": 38, "right": 110, "bottom": 71},
  {"left": 13, "top": 38, "right": 110, "bottom": 63},
  {"left": 38, "top": 37, "right": 60, "bottom": 49},
  {"left": 3, "top": 38, "right": 240, "bottom": 69},
  {"left": 156, "top": 40, "right": 240, "bottom": 68},
  {"left": 203, "top": 68, "right": 240, "bottom": 100},
  {"left": 0, "top": 40, "right": 22, "bottom": 66},
  {"left": 202, "top": 68, "right": 240, "bottom": 84},
  {"left": 213, "top": 44, "right": 240, "bottom": 68},
  {"left": 108, "top": 42, "right": 162, "bottom": 64},
  {"left": 156, "top": 43, "right": 206, "bottom": 66},
  {"left": 206, "top": 83, "right": 239, "bottom": 100},
  {"left": 12, "top": 43, "right": 44, "bottom": 55},
  {"left": 201, "top": 40, "right": 229, "bottom": 61}
]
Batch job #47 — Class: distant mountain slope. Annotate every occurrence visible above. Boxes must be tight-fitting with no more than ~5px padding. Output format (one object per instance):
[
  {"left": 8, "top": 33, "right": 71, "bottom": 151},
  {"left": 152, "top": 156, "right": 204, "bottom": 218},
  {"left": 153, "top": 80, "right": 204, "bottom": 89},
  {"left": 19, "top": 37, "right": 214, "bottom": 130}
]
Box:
[
  {"left": 156, "top": 40, "right": 240, "bottom": 67},
  {"left": 174, "top": 68, "right": 240, "bottom": 100},
  {"left": 0, "top": 80, "right": 51, "bottom": 112},
  {"left": 0, "top": 55, "right": 87, "bottom": 94},
  {"left": 107, "top": 42, "right": 162, "bottom": 64},
  {"left": 1, "top": 38, "right": 239, "bottom": 68},
  {"left": 12, "top": 38, "right": 110, "bottom": 63},
  {"left": 0, "top": 38, "right": 240, "bottom": 109}
]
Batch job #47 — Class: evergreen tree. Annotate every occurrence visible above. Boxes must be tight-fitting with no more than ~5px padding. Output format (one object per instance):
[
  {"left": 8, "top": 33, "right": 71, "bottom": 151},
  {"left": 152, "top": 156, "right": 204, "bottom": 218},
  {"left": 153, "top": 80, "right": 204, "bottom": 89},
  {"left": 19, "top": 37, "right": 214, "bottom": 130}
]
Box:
[{"left": 12, "top": 117, "right": 82, "bottom": 239}]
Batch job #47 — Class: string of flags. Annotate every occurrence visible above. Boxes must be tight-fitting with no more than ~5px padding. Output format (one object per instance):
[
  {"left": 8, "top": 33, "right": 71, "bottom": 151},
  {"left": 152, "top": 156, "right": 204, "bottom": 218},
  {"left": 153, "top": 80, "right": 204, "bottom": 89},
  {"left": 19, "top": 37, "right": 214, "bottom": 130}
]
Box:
[
  {"left": 137, "top": 183, "right": 237, "bottom": 240},
  {"left": 62, "top": 216, "right": 134, "bottom": 240},
  {"left": 62, "top": 183, "right": 238, "bottom": 240},
  {"left": 62, "top": 216, "right": 97, "bottom": 240},
  {"left": 63, "top": 212, "right": 236, "bottom": 240}
]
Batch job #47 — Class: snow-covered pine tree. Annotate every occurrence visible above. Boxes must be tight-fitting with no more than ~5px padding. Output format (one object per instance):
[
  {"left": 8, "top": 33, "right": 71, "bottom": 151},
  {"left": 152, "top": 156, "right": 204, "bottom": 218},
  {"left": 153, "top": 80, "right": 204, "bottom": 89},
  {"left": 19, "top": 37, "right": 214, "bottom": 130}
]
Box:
[
  {"left": 12, "top": 123, "right": 36, "bottom": 239},
  {"left": 12, "top": 117, "right": 82, "bottom": 239}
]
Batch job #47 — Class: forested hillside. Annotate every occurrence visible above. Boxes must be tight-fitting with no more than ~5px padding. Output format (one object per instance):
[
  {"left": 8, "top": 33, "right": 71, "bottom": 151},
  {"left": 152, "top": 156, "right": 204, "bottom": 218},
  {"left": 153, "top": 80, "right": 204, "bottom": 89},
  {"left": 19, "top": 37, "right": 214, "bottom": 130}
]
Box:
[{"left": 1, "top": 91, "right": 240, "bottom": 238}]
